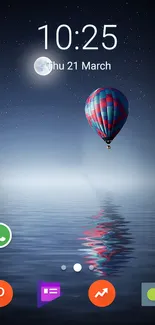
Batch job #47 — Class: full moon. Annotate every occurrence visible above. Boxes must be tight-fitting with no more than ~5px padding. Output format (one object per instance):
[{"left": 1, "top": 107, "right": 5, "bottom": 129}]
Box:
[{"left": 34, "top": 57, "right": 52, "bottom": 76}]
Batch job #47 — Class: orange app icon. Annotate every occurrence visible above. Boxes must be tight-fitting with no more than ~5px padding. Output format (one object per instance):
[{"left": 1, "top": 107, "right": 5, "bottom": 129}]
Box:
[
  {"left": 88, "top": 280, "right": 116, "bottom": 307},
  {"left": 0, "top": 280, "right": 13, "bottom": 307}
]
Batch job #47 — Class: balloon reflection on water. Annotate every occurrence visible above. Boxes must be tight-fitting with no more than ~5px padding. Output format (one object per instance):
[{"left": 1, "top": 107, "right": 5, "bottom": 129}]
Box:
[{"left": 78, "top": 205, "right": 133, "bottom": 276}]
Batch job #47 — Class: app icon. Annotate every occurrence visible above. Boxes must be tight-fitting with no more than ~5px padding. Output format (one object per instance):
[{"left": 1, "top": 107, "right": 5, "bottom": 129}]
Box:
[
  {"left": 88, "top": 280, "right": 116, "bottom": 307},
  {"left": 0, "top": 280, "right": 13, "bottom": 307},
  {"left": 0, "top": 223, "right": 12, "bottom": 248},
  {"left": 141, "top": 283, "right": 155, "bottom": 306},
  {"left": 37, "top": 281, "right": 61, "bottom": 308}
]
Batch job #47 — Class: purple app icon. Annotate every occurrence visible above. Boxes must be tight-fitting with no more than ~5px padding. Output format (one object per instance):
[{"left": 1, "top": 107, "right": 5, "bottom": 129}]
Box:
[{"left": 37, "top": 281, "right": 61, "bottom": 308}]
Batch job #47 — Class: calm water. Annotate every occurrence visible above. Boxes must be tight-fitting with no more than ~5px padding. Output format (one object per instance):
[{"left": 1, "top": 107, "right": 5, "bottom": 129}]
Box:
[{"left": 0, "top": 186, "right": 155, "bottom": 324}]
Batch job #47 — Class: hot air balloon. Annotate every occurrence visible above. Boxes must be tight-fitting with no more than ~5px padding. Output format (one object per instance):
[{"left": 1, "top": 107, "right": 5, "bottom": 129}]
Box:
[{"left": 85, "top": 88, "right": 129, "bottom": 149}]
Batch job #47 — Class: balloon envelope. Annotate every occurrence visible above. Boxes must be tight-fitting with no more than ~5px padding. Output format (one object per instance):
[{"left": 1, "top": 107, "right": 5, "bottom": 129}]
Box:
[{"left": 85, "top": 88, "right": 129, "bottom": 143}]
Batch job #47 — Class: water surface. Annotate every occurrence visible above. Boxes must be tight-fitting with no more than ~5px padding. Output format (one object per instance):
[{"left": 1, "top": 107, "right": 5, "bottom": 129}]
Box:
[{"left": 0, "top": 187, "right": 155, "bottom": 324}]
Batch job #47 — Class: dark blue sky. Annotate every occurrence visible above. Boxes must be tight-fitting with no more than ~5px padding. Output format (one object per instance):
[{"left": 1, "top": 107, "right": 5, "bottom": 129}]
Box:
[{"left": 0, "top": 2, "right": 154, "bottom": 189}]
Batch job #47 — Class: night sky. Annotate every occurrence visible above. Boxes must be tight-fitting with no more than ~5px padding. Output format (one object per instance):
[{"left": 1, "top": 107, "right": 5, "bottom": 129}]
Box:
[{"left": 0, "top": 1, "right": 154, "bottom": 190}]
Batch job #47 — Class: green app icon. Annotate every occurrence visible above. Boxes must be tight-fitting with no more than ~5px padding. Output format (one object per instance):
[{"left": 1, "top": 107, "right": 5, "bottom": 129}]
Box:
[
  {"left": 147, "top": 288, "right": 155, "bottom": 301},
  {"left": 0, "top": 223, "right": 12, "bottom": 248}
]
